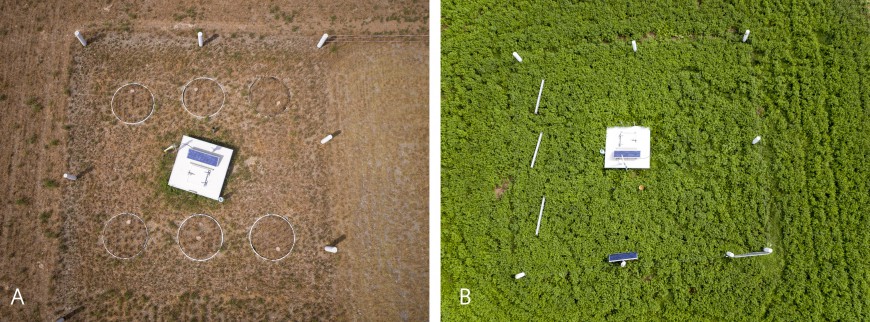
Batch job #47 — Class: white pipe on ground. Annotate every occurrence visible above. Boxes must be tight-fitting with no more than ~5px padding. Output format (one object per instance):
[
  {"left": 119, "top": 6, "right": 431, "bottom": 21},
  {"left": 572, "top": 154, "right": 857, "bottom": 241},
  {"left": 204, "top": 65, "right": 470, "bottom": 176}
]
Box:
[{"left": 74, "top": 30, "right": 87, "bottom": 47}]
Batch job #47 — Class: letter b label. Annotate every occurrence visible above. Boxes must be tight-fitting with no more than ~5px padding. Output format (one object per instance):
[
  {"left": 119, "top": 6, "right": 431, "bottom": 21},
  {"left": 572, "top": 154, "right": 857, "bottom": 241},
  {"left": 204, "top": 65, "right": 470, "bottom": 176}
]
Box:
[{"left": 459, "top": 288, "right": 470, "bottom": 305}]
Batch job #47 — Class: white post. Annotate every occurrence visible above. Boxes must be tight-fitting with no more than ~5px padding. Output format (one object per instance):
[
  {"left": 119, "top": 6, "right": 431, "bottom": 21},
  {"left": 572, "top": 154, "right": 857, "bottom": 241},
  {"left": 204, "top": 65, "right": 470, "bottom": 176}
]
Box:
[
  {"left": 164, "top": 144, "right": 177, "bottom": 152},
  {"left": 74, "top": 30, "right": 87, "bottom": 47},
  {"left": 752, "top": 136, "right": 761, "bottom": 145},
  {"left": 512, "top": 52, "right": 523, "bottom": 62},
  {"left": 514, "top": 272, "right": 526, "bottom": 279},
  {"left": 197, "top": 32, "right": 204, "bottom": 47},
  {"left": 631, "top": 40, "right": 637, "bottom": 52},
  {"left": 530, "top": 132, "right": 542, "bottom": 168},
  {"left": 534, "top": 79, "right": 545, "bottom": 114},
  {"left": 317, "top": 33, "right": 329, "bottom": 48},
  {"left": 62, "top": 173, "right": 77, "bottom": 181},
  {"left": 535, "top": 196, "right": 545, "bottom": 236},
  {"left": 742, "top": 30, "right": 750, "bottom": 43},
  {"left": 725, "top": 247, "right": 773, "bottom": 258},
  {"left": 325, "top": 246, "right": 338, "bottom": 253},
  {"left": 320, "top": 134, "right": 334, "bottom": 144}
]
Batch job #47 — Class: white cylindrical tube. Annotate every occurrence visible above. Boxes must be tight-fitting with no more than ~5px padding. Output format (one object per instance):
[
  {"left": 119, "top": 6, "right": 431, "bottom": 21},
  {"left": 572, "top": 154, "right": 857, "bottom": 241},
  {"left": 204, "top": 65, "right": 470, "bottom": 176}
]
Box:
[
  {"left": 534, "top": 79, "right": 545, "bottom": 114},
  {"left": 63, "top": 173, "right": 77, "bottom": 181},
  {"left": 752, "top": 136, "right": 761, "bottom": 145},
  {"left": 763, "top": 247, "right": 773, "bottom": 254},
  {"left": 535, "top": 196, "right": 545, "bottom": 236},
  {"left": 74, "top": 30, "right": 87, "bottom": 47},
  {"left": 632, "top": 40, "right": 637, "bottom": 52},
  {"left": 317, "top": 33, "right": 329, "bottom": 48},
  {"left": 198, "top": 32, "right": 203, "bottom": 47},
  {"left": 320, "top": 134, "right": 334, "bottom": 144},
  {"left": 325, "top": 246, "right": 338, "bottom": 253},
  {"left": 512, "top": 52, "right": 523, "bottom": 62},
  {"left": 742, "top": 30, "right": 750, "bottom": 43},
  {"left": 530, "top": 132, "right": 542, "bottom": 168},
  {"left": 514, "top": 272, "right": 525, "bottom": 279}
]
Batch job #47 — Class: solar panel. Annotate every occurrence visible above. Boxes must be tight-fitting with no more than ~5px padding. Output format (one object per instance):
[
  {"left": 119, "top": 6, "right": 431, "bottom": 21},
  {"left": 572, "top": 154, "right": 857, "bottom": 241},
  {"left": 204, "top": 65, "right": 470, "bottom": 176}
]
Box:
[
  {"left": 613, "top": 150, "right": 641, "bottom": 158},
  {"left": 608, "top": 252, "right": 638, "bottom": 262},
  {"left": 187, "top": 148, "right": 221, "bottom": 167}
]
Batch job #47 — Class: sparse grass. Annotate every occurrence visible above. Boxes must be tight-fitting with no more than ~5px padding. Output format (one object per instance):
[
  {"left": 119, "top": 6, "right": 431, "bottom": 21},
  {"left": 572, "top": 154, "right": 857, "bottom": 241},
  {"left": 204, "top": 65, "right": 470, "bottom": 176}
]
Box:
[
  {"left": 42, "top": 179, "right": 59, "bottom": 188},
  {"left": 118, "top": 20, "right": 132, "bottom": 33},
  {"left": 39, "top": 211, "right": 52, "bottom": 224},
  {"left": 14, "top": 197, "right": 30, "bottom": 206},
  {"left": 25, "top": 96, "right": 43, "bottom": 112},
  {"left": 44, "top": 229, "right": 59, "bottom": 238},
  {"left": 173, "top": 6, "right": 199, "bottom": 21}
]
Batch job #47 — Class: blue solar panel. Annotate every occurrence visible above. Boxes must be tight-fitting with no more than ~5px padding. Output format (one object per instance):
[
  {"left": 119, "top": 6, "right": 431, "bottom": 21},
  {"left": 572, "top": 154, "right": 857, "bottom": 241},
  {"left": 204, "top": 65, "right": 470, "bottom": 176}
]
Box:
[
  {"left": 608, "top": 252, "right": 638, "bottom": 262},
  {"left": 613, "top": 150, "right": 641, "bottom": 158},
  {"left": 187, "top": 148, "right": 221, "bottom": 167}
]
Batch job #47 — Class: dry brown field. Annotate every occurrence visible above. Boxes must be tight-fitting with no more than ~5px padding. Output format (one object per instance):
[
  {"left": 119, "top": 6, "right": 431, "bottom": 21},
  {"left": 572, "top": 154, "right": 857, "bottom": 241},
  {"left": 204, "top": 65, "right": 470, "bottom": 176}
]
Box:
[{"left": 0, "top": 1, "right": 428, "bottom": 320}]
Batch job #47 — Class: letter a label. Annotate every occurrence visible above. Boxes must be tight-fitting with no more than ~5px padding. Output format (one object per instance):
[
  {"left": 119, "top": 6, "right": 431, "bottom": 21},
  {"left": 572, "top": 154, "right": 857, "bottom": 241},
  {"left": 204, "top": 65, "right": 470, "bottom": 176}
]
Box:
[{"left": 11, "top": 288, "right": 24, "bottom": 305}]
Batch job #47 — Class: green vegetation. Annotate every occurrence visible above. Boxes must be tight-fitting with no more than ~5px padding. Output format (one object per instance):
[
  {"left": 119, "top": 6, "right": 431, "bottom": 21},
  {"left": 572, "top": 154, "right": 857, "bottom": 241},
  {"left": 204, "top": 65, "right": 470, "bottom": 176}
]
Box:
[
  {"left": 14, "top": 197, "right": 30, "bottom": 206},
  {"left": 25, "top": 96, "right": 43, "bottom": 112},
  {"left": 442, "top": 0, "right": 869, "bottom": 320},
  {"left": 39, "top": 211, "right": 52, "bottom": 224},
  {"left": 42, "top": 179, "right": 59, "bottom": 188},
  {"left": 269, "top": 5, "right": 298, "bottom": 24}
]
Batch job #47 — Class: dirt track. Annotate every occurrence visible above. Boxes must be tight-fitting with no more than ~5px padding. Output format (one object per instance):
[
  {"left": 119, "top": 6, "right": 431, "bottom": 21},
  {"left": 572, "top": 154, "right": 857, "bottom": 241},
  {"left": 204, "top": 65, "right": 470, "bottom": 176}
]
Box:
[{"left": 0, "top": 1, "right": 427, "bottom": 320}]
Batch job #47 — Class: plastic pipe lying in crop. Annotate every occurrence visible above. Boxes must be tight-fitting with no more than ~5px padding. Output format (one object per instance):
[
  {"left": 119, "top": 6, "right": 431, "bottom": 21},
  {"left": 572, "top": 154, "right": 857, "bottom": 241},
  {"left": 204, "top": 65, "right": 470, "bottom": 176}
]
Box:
[{"left": 512, "top": 52, "right": 523, "bottom": 62}]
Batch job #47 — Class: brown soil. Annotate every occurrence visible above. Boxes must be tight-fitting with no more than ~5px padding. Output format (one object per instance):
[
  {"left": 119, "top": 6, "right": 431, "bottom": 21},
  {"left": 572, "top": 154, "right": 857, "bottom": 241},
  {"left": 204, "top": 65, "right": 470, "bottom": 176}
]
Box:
[
  {"left": 177, "top": 215, "right": 222, "bottom": 260},
  {"left": 495, "top": 178, "right": 511, "bottom": 198},
  {"left": 111, "top": 84, "right": 154, "bottom": 123},
  {"left": 0, "top": 1, "right": 427, "bottom": 320},
  {"left": 250, "top": 77, "right": 290, "bottom": 118},
  {"left": 101, "top": 213, "right": 148, "bottom": 259},
  {"left": 250, "top": 215, "right": 296, "bottom": 260}
]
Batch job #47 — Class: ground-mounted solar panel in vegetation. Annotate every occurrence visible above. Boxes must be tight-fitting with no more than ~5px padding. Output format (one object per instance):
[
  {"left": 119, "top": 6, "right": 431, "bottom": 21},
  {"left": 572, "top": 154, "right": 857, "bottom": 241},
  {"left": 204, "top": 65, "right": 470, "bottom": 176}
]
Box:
[
  {"left": 607, "top": 252, "right": 638, "bottom": 263},
  {"left": 613, "top": 150, "right": 641, "bottom": 158}
]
